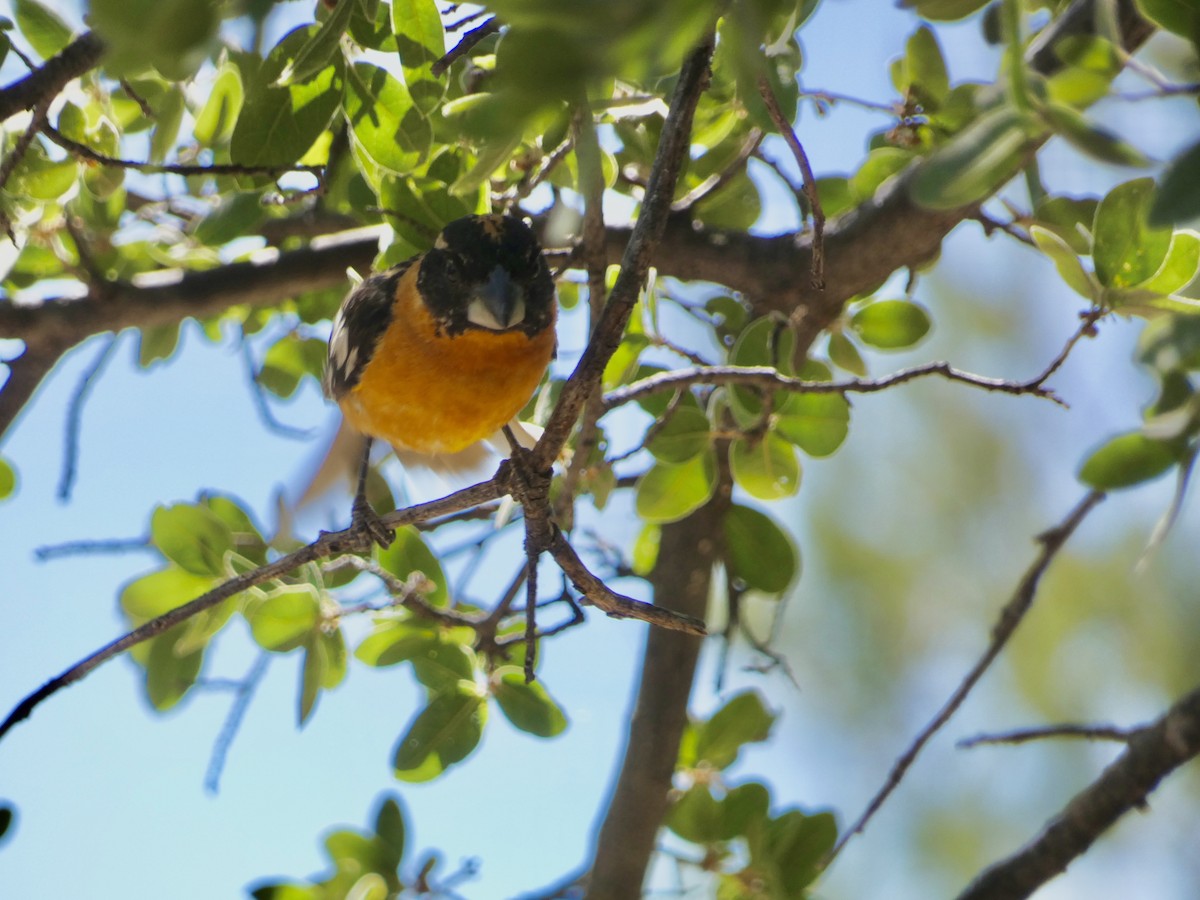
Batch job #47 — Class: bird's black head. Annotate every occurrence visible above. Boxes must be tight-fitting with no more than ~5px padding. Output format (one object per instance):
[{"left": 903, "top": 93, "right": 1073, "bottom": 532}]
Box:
[{"left": 418, "top": 214, "right": 556, "bottom": 337}]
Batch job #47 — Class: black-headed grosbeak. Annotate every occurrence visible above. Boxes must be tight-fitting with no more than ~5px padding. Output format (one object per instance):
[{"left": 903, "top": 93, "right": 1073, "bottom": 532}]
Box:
[{"left": 321, "top": 214, "right": 557, "bottom": 542}]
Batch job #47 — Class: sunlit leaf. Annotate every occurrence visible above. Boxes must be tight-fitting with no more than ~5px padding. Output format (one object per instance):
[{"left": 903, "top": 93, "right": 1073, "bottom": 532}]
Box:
[
  {"left": 1039, "top": 103, "right": 1150, "bottom": 168},
  {"left": 695, "top": 691, "right": 775, "bottom": 770},
  {"left": 194, "top": 63, "right": 245, "bottom": 147},
  {"left": 730, "top": 434, "right": 801, "bottom": 499},
  {"left": 1079, "top": 432, "right": 1179, "bottom": 489},
  {"left": 245, "top": 585, "right": 321, "bottom": 652},
  {"left": 393, "top": 682, "right": 487, "bottom": 782},
  {"left": 0, "top": 457, "right": 16, "bottom": 501},
  {"left": 775, "top": 391, "right": 850, "bottom": 457},
  {"left": 492, "top": 672, "right": 568, "bottom": 737},
  {"left": 635, "top": 450, "right": 718, "bottom": 524},
  {"left": 120, "top": 566, "right": 216, "bottom": 623},
  {"left": 377, "top": 525, "right": 449, "bottom": 607},
  {"left": 1030, "top": 225, "right": 1098, "bottom": 300},
  {"left": 392, "top": 0, "right": 446, "bottom": 115},
  {"left": 1093, "top": 178, "right": 1173, "bottom": 289},
  {"left": 14, "top": 0, "right": 73, "bottom": 60},
  {"left": 151, "top": 502, "right": 233, "bottom": 577},
  {"left": 850, "top": 300, "right": 932, "bottom": 349},
  {"left": 277, "top": 0, "right": 352, "bottom": 85},
  {"left": 343, "top": 62, "right": 431, "bottom": 175},
  {"left": 230, "top": 26, "right": 343, "bottom": 167}
]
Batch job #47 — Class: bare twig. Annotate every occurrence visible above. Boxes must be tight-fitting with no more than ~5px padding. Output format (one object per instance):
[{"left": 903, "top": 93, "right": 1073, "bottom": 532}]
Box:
[
  {"left": 534, "top": 36, "right": 715, "bottom": 471},
  {"left": 34, "top": 535, "right": 150, "bottom": 560},
  {"left": 203, "top": 653, "right": 270, "bottom": 794},
  {"left": 957, "top": 681, "right": 1200, "bottom": 900},
  {"left": 42, "top": 124, "right": 324, "bottom": 178},
  {"left": 958, "top": 722, "right": 1141, "bottom": 749},
  {"left": 57, "top": 334, "right": 119, "bottom": 501},
  {"left": 671, "top": 127, "right": 764, "bottom": 212},
  {"left": 757, "top": 75, "right": 824, "bottom": 290},
  {"left": 602, "top": 359, "right": 1070, "bottom": 412},
  {"left": 824, "top": 491, "right": 1106, "bottom": 866},
  {"left": 431, "top": 17, "right": 500, "bottom": 76},
  {"left": 240, "top": 338, "right": 315, "bottom": 441}
]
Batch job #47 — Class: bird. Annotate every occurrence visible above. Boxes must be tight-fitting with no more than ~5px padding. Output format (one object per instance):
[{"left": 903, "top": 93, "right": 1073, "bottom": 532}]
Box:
[{"left": 318, "top": 213, "right": 558, "bottom": 546}]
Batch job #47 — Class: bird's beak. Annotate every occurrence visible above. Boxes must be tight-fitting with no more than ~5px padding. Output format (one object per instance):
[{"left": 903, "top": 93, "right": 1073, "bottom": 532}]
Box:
[{"left": 466, "top": 266, "right": 526, "bottom": 331}]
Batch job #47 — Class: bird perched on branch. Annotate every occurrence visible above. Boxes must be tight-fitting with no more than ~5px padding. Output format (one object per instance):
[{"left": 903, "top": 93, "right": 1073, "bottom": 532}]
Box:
[{"left": 318, "top": 213, "right": 558, "bottom": 545}]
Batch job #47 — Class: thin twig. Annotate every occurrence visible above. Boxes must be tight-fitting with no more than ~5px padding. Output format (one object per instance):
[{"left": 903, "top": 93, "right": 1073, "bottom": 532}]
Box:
[
  {"left": 57, "top": 334, "right": 119, "bottom": 501},
  {"left": 34, "top": 535, "right": 151, "bottom": 560},
  {"left": 431, "top": 17, "right": 500, "bottom": 76},
  {"left": 41, "top": 124, "right": 323, "bottom": 178},
  {"left": 823, "top": 491, "right": 1106, "bottom": 867},
  {"left": 957, "top": 681, "right": 1200, "bottom": 900},
  {"left": 533, "top": 36, "right": 715, "bottom": 471},
  {"left": 757, "top": 75, "right": 824, "bottom": 290},
  {"left": 958, "top": 722, "right": 1140, "bottom": 749},
  {"left": 203, "top": 653, "right": 270, "bottom": 794},
  {"left": 671, "top": 127, "right": 764, "bottom": 212},
  {"left": 602, "top": 360, "right": 1068, "bottom": 412}
]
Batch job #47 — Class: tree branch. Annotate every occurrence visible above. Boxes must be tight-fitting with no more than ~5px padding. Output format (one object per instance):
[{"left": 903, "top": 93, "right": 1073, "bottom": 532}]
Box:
[
  {"left": 584, "top": 460, "right": 731, "bottom": 900},
  {"left": 0, "top": 32, "right": 104, "bottom": 124},
  {"left": 825, "top": 491, "right": 1106, "bottom": 865},
  {"left": 956, "top": 682, "right": 1200, "bottom": 900}
]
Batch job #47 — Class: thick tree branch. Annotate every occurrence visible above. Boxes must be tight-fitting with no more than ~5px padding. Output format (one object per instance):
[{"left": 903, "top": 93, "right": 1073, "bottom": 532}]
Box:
[
  {"left": 956, "top": 682, "right": 1200, "bottom": 900},
  {"left": 584, "top": 462, "right": 731, "bottom": 900},
  {"left": 0, "top": 32, "right": 104, "bottom": 124}
]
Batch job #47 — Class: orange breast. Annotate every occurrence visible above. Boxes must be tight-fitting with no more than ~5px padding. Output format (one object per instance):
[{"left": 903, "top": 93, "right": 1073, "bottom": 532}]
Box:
[{"left": 339, "top": 265, "right": 556, "bottom": 454}]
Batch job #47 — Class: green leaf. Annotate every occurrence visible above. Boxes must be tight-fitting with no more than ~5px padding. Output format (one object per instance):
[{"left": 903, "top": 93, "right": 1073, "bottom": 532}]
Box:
[
  {"left": 900, "top": 0, "right": 991, "bottom": 21},
  {"left": 410, "top": 634, "right": 476, "bottom": 692},
  {"left": 492, "top": 672, "right": 568, "bottom": 737},
  {"left": 245, "top": 585, "right": 321, "bottom": 652},
  {"left": 908, "top": 106, "right": 1035, "bottom": 210},
  {"left": 343, "top": 62, "right": 431, "bottom": 175},
  {"left": 299, "top": 634, "right": 324, "bottom": 726},
  {"left": 1033, "top": 195, "right": 1098, "bottom": 255},
  {"left": 635, "top": 450, "right": 718, "bottom": 524},
  {"left": 666, "top": 786, "right": 724, "bottom": 845},
  {"left": 149, "top": 85, "right": 184, "bottom": 164},
  {"left": 761, "top": 809, "right": 838, "bottom": 894},
  {"left": 1039, "top": 103, "right": 1150, "bottom": 168},
  {"left": 373, "top": 795, "right": 407, "bottom": 871},
  {"left": 90, "top": 0, "right": 219, "bottom": 79},
  {"left": 355, "top": 621, "right": 441, "bottom": 668},
  {"left": 723, "top": 504, "right": 799, "bottom": 594},
  {"left": 775, "top": 391, "right": 850, "bottom": 457},
  {"left": 1150, "top": 140, "right": 1200, "bottom": 227},
  {"left": 143, "top": 624, "right": 204, "bottom": 711},
  {"left": 1093, "top": 178, "right": 1173, "bottom": 289},
  {"left": 0, "top": 457, "right": 16, "bottom": 501},
  {"left": 120, "top": 566, "right": 216, "bottom": 623},
  {"left": 278, "top": 0, "right": 353, "bottom": 85},
  {"left": 138, "top": 323, "right": 181, "bottom": 367},
  {"left": 827, "top": 331, "right": 867, "bottom": 376},
  {"left": 377, "top": 525, "right": 449, "bottom": 607},
  {"left": 905, "top": 26, "right": 949, "bottom": 107},
  {"left": 257, "top": 334, "right": 326, "bottom": 398},
  {"left": 393, "top": 683, "right": 487, "bottom": 782},
  {"left": 193, "top": 192, "right": 268, "bottom": 247},
  {"left": 730, "top": 434, "right": 801, "bottom": 500},
  {"left": 631, "top": 523, "right": 661, "bottom": 576},
  {"left": 695, "top": 691, "right": 775, "bottom": 770},
  {"left": 1078, "top": 432, "right": 1179, "bottom": 489},
  {"left": 850, "top": 300, "right": 932, "bottom": 349},
  {"left": 848, "top": 147, "right": 913, "bottom": 203},
  {"left": 392, "top": 0, "right": 446, "bottom": 115},
  {"left": 151, "top": 503, "right": 233, "bottom": 577},
  {"left": 1140, "top": 231, "right": 1200, "bottom": 297},
  {"left": 0, "top": 804, "right": 14, "bottom": 844},
  {"left": 602, "top": 334, "right": 649, "bottom": 390},
  {"left": 230, "top": 26, "right": 344, "bottom": 167},
  {"left": 647, "top": 406, "right": 713, "bottom": 464},
  {"left": 1030, "top": 225, "right": 1098, "bottom": 299},
  {"left": 1135, "top": 0, "right": 1200, "bottom": 41},
  {"left": 298, "top": 629, "right": 345, "bottom": 726},
  {"left": 194, "top": 63, "right": 245, "bottom": 147},
  {"left": 14, "top": 0, "right": 73, "bottom": 60},
  {"left": 722, "top": 782, "right": 771, "bottom": 838}
]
